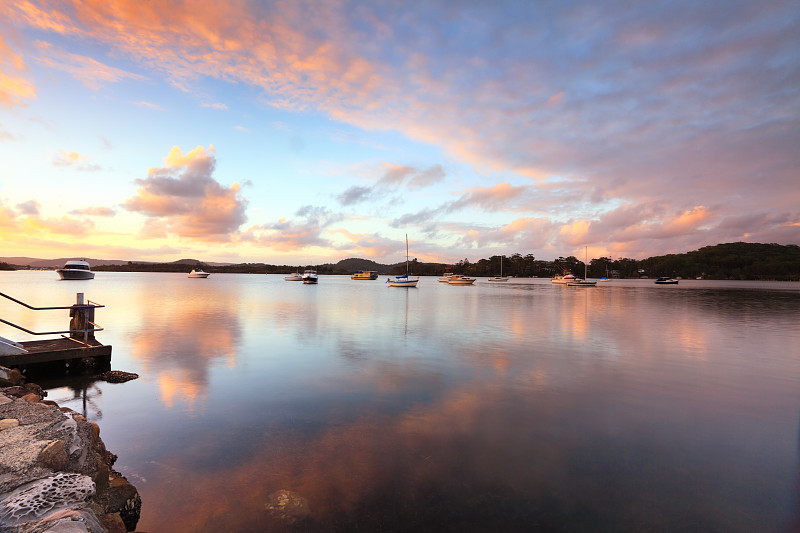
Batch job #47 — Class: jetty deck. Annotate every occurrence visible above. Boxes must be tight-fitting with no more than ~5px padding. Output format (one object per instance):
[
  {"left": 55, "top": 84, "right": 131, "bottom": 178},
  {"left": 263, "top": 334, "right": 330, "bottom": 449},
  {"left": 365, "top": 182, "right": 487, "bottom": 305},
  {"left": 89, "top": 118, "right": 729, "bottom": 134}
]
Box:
[{"left": 0, "top": 337, "right": 111, "bottom": 369}]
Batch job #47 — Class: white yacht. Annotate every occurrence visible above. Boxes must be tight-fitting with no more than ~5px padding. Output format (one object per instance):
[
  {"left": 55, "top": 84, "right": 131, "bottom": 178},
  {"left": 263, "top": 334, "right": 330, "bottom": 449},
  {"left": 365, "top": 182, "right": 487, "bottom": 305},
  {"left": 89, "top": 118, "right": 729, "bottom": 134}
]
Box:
[
  {"left": 302, "top": 270, "right": 318, "bottom": 284},
  {"left": 56, "top": 260, "right": 95, "bottom": 280},
  {"left": 284, "top": 273, "right": 303, "bottom": 281},
  {"left": 447, "top": 274, "right": 476, "bottom": 285},
  {"left": 188, "top": 269, "right": 210, "bottom": 278}
]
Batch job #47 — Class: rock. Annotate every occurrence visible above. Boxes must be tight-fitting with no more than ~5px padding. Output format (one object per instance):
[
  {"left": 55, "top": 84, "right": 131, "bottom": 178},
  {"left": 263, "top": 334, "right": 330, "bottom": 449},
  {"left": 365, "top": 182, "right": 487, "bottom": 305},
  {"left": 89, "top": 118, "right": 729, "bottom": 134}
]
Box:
[
  {"left": 4, "top": 386, "right": 29, "bottom": 398},
  {"left": 0, "top": 473, "right": 95, "bottom": 526},
  {"left": 0, "top": 418, "right": 20, "bottom": 430},
  {"left": 38, "top": 440, "right": 69, "bottom": 471},
  {"left": 107, "top": 475, "right": 141, "bottom": 531},
  {"left": 22, "top": 392, "right": 41, "bottom": 403},
  {"left": 98, "top": 512, "right": 127, "bottom": 533},
  {"left": 98, "top": 371, "right": 139, "bottom": 384},
  {"left": 24, "top": 382, "right": 45, "bottom": 397},
  {"left": 264, "top": 489, "right": 310, "bottom": 524},
  {"left": 0, "top": 367, "right": 25, "bottom": 387}
]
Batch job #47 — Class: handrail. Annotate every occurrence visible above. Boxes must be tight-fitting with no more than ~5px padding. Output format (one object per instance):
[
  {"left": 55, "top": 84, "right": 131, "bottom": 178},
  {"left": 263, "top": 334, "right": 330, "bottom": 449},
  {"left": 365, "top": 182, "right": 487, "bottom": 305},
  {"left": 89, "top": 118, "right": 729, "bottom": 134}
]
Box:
[
  {"left": 0, "top": 291, "right": 104, "bottom": 310},
  {"left": 0, "top": 291, "right": 104, "bottom": 342},
  {"left": 0, "top": 317, "right": 104, "bottom": 336}
]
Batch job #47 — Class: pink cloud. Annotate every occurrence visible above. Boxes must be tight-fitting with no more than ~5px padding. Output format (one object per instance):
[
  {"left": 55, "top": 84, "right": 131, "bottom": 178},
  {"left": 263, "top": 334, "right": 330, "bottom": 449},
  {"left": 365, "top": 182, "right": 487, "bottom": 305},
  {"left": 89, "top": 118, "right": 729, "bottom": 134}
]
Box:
[
  {"left": 124, "top": 145, "right": 248, "bottom": 241},
  {"left": 0, "top": 34, "right": 36, "bottom": 106},
  {"left": 69, "top": 206, "right": 116, "bottom": 216},
  {"left": 34, "top": 42, "right": 147, "bottom": 89}
]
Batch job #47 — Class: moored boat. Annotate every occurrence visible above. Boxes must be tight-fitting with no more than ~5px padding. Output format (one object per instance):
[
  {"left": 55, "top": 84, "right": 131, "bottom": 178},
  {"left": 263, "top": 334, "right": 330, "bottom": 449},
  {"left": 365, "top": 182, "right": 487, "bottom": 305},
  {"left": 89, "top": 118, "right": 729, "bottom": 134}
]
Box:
[
  {"left": 567, "top": 247, "right": 596, "bottom": 287},
  {"left": 302, "top": 270, "right": 318, "bottom": 284},
  {"left": 387, "top": 235, "right": 419, "bottom": 287},
  {"left": 654, "top": 277, "right": 679, "bottom": 284},
  {"left": 284, "top": 273, "right": 303, "bottom": 281},
  {"left": 438, "top": 272, "right": 455, "bottom": 283},
  {"left": 551, "top": 273, "right": 577, "bottom": 284},
  {"left": 56, "top": 260, "right": 95, "bottom": 280},
  {"left": 488, "top": 256, "right": 508, "bottom": 282},
  {"left": 188, "top": 269, "right": 210, "bottom": 278},
  {"left": 447, "top": 274, "right": 476, "bottom": 285},
  {"left": 351, "top": 270, "right": 378, "bottom": 280}
]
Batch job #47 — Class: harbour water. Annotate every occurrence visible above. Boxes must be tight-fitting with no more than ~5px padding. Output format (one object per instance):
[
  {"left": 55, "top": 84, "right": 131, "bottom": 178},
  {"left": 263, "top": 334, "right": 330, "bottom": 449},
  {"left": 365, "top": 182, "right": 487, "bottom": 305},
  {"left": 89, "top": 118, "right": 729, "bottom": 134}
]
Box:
[{"left": 2, "top": 271, "right": 799, "bottom": 532}]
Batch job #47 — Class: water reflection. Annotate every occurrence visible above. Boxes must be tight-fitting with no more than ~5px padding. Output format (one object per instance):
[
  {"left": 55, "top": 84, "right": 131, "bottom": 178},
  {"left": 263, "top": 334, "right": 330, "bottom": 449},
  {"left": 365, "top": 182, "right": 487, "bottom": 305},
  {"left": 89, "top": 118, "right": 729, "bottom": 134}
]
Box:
[{"left": 5, "top": 273, "right": 798, "bottom": 532}]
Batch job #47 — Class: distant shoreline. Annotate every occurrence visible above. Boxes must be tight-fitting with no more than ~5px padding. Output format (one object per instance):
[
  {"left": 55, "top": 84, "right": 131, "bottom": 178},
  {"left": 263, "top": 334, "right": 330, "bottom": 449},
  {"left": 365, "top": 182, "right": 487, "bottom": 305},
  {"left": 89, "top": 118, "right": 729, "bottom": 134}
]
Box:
[{"left": 2, "top": 242, "right": 799, "bottom": 281}]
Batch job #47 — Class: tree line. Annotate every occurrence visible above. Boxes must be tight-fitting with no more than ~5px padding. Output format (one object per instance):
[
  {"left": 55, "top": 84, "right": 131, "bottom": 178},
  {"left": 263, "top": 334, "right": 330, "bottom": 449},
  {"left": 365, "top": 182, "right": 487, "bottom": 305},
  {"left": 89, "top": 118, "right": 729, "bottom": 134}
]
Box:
[{"left": 4, "top": 242, "right": 798, "bottom": 281}]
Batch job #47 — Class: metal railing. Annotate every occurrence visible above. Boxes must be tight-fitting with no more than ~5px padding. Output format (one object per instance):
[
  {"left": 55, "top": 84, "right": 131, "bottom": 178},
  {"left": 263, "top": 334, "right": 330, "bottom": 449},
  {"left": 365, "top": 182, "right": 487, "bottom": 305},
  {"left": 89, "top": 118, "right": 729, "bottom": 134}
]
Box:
[{"left": 0, "top": 291, "right": 104, "bottom": 343}]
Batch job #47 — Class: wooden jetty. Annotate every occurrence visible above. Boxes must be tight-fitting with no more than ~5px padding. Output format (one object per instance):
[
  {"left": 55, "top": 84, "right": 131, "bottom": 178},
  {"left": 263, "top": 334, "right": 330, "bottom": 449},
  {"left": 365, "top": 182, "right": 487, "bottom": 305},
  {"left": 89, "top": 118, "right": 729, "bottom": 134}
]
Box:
[
  {"left": 0, "top": 291, "right": 111, "bottom": 373},
  {"left": 0, "top": 337, "right": 111, "bottom": 370}
]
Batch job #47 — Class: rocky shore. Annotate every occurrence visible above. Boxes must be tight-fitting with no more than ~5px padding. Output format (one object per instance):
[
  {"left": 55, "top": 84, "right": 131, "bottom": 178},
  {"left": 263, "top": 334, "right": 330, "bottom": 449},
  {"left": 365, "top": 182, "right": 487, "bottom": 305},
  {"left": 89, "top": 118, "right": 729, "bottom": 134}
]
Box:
[{"left": 0, "top": 366, "right": 141, "bottom": 533}]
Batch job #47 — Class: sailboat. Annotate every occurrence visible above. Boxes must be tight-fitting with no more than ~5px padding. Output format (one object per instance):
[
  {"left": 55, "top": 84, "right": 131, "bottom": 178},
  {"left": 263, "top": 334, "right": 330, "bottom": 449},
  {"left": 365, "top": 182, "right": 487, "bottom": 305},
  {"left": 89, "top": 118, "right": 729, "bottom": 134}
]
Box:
[
  {"left": 387, "top": 234, "right": 420, "bottom": 287},
  {"left": 568, "top": 247, "right": 597, "bottom": 287},
  {"left": 488, "top": 255, "right": 509, "bottom": 282}
]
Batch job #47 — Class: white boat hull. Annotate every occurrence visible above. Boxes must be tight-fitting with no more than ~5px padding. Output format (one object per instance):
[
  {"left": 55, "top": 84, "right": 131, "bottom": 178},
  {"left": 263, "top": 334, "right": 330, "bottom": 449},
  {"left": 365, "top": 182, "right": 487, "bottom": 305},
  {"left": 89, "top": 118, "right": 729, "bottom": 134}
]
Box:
[
  {"left": 387, "top": 279, "right": 418, "bottom": 287},
  {"left": 448, "top": 277, "right": 476, "bottom": 285},
  {"left": 188, "top": 273, "right": 210, "bottom": 278},
  {"left": 57, "top": 269, "right": 95, "bottom": 280},
  {"left": 487, "top": 277, "right": 508, "bottom": 282}
]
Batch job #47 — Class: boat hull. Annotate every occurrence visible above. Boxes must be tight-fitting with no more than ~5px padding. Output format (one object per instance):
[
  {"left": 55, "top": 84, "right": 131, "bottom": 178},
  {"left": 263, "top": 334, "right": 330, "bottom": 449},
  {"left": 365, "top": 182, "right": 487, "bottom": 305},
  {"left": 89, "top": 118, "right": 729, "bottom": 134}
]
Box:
[
  {"left": 487, "top": 277, "right": 508, "bottom": 282},
  {"left": 387, "top": 280, "right": 418, "bottom": 287},
  {"left": 57, "top": 270, "right": 95, "bottom": 280},
  {"left": 567, "top": 281, "right": 597, "bottom": 287},
  {"left": 351, "top": 271, "right": 379, "bottom": 280},
  {"left": 448, "top": 276, "right": 476, "bottom": 285},
  {"left": 188, "top": 273, "right": 210, "bottom": 278}
]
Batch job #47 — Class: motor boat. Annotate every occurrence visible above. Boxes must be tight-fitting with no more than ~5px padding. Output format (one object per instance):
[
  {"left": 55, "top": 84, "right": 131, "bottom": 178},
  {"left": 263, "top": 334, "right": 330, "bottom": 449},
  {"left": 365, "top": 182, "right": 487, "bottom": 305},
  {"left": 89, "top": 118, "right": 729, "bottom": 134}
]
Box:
[
  {"left": 551, "top": 273, "right": 577, "bottom": 284},
  {"left": 438, "top": 272, "right": 455, "bottom": 283},
  {"left": 188, "top": 269, "right": 210, "bottom": 278},
  {"left": 654, "top": 277, "right": 679, "bottom": 284},
  {"left": 284, "top": 273, "right": 303, "bottom": 281},
  {"left": 56, "top": 260, "right": 95, "bottom": 280},
  {"left": 351, "top": 270, "right": 378, "bottom": 280},
  {"left": 302, "top": 270, "right": 318, "bottom": 284},
  {"left": 447, "top": 275, "right": 476, "bottom": 285}
]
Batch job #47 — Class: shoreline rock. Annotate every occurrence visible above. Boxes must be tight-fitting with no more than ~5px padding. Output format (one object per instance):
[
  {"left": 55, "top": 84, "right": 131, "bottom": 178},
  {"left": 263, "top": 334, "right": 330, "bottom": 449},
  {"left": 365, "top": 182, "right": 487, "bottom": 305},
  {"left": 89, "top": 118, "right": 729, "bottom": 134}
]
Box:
[{"left": 0, "top": 366, "right": 141, "bottom": 533}]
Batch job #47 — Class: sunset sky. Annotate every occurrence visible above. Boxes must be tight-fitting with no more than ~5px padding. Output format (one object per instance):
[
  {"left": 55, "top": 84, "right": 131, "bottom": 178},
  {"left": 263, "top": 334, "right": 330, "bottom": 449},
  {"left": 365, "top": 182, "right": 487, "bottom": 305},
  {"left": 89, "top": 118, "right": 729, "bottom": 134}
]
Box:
[{"left": 1, "top": 0, "right": 798, "bottom": 264}]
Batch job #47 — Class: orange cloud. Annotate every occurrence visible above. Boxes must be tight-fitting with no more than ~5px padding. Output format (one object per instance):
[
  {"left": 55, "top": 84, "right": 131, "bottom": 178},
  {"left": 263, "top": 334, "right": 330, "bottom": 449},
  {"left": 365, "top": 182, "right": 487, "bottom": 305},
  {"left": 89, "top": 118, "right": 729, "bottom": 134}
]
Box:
[
  {"left": 558, "top": 219, "right": 591, "bottom": 246},
  {"left": 38, "top": 47, "right": 146, "bottom": 89},
  {"left": 0, "top": 34, "right": 36, "bottom": 106},
  {"left": 124, "top": 145, "right": 248, "bottom": 241}
]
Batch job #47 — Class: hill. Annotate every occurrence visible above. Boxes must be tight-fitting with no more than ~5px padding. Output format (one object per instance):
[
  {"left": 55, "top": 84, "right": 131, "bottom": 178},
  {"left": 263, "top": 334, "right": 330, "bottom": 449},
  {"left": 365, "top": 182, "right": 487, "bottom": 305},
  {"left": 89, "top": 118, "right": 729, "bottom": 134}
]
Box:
[{"left": 2, "top": 242, "right": 798, "bottom": 280}]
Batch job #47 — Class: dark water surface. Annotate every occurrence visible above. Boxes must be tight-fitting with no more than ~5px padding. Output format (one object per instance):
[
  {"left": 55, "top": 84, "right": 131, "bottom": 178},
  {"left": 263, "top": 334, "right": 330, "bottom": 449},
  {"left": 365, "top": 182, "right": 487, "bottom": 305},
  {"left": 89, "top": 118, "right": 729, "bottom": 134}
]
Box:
[{"left": 3, "top": 272, "right": 799, "bottom": 532}]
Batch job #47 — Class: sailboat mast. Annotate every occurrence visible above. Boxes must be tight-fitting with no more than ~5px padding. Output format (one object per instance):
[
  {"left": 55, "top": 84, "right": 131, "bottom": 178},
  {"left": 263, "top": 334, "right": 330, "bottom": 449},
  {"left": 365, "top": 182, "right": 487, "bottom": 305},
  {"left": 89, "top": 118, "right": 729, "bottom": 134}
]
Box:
[
  {"left": 405, "top": 234, "right": 409, "bottom": 274},
  {"left": 585, "top": 246, "right": 588, "bottom": 279}
]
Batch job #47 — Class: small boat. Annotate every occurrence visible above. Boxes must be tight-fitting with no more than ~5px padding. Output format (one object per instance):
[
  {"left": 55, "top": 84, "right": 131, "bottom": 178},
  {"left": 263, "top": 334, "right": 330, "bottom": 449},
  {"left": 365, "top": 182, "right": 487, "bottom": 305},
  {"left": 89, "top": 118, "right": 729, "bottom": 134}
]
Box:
[
  {"left": 438, "top": 272, "right": 455, "bottom": 283},
  {"left": 488, "top": 256, "right": 508, "bottom": 282},
  {"left": 551, "top": 273, "right": 577, "bottom": 284},
  {"left": 188, "top": 268, "right": 210, "bottom": 278},
  {"left": 387, "top": 235, "right": 419, "bottom": 287},
  {"left": 351, "top": 270, "right": 378, "bottom": 280},
  {"left": 302, "top": 270, "right": 318, "bottom": 284},
  {"left": 568, "top": 247, "right": 597, "bottom": 287},
  {"left": 56, "top": 260, "right": 95, "bottom": 280},
  {"left": 654, "top": 277, "right": 679, "bottom": 284},
  {"left": 284, "top": 273, "right": 303, "bottom": 281},
  {"left": 447, "top": 274, "right": 476, "bottom": 285}
]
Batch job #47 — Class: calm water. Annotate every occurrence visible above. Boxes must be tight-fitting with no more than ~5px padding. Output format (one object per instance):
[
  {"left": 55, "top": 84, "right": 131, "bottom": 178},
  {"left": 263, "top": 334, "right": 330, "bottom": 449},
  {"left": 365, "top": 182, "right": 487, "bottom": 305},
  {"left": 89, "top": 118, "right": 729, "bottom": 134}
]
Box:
[{"left": 2, "top": 272, "right": 799, "bottom": 532}]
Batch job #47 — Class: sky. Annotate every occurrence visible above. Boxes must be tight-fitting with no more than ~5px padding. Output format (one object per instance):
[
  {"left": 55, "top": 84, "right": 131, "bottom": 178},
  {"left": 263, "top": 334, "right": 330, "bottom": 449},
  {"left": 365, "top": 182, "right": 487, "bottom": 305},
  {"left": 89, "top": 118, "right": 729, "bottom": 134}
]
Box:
[{"left": 0, "top": 0, "right": 798, "bottom": 265}]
